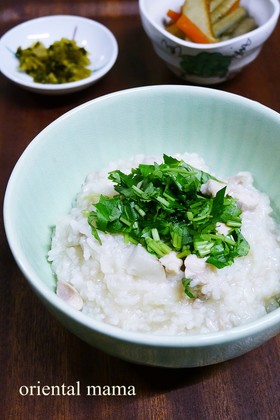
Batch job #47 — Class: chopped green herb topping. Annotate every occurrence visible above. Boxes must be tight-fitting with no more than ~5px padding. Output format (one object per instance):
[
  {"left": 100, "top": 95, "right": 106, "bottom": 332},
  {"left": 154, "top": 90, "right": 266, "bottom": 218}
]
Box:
[
  {"left": 16, "top": 38, "right": 91, "bottom": 84},
  {"left": 182, "top": 278, "right": 196, "bottom": 299},
  {"left": 87, "top": 155, "right": 250, "bottom": 270}
]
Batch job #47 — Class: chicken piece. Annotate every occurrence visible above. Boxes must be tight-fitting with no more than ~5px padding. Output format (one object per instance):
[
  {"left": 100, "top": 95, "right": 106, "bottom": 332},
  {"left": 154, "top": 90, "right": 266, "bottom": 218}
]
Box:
[
  {"left": 200, "top": 179, "right": 225, "bottom": 197},
  {"left": 227, "top": 186, "right": 259, "bottom": 211},
  {"left": 126, "top": 244, "right": 166, "bottom": 281},
  {"left": 201, "top": 172, "right": 259, "bottom": 211},
  {"left": 56, "top": 280, "right": 83, "bottom": 311},
  {"left": 159, "top": 251, "right": 183, "bottom": 275},
  {"left": 227, "top": 172, "right": 259, "bottom": 211},
  {"left": 184, "top": 254, "right": 207, "bottom": 279}
]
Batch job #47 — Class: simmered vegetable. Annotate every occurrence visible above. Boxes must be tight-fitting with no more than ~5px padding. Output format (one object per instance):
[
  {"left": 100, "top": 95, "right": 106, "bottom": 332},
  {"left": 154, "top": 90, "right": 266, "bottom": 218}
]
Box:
[
  {"left": 165, "top": 0, "right": 257, "bottom": 43},
  {"left": 16, "top": 38, "right": 91, "bottom": 84}
]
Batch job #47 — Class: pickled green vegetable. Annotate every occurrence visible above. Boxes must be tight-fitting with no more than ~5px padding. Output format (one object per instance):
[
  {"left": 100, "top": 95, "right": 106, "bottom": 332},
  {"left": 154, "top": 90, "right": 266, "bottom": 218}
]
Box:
[{"left": 16, "top": 38, "right": 91, "bottom": 84}]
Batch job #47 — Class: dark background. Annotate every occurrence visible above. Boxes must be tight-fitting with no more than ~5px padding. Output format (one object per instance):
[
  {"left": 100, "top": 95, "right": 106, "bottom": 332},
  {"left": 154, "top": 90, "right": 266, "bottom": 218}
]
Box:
[{"left": 1, "top": 1, "right": 280, "bottom": 419}]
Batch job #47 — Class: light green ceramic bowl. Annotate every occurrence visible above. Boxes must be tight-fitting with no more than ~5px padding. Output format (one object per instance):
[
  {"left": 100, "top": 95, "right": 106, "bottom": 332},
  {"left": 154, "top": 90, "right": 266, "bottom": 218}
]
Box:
[{"left": 4, "top": 85, "right": 280, "bottom": 368}]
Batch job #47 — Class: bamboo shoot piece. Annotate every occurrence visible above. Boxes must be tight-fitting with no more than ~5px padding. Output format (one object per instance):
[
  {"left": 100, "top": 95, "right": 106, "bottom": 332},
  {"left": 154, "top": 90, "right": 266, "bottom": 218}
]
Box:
[
  {"left": 211, "top": 0, "right": 240, "bottom": 24},
  {"left": 231, "top": 17, "right": 257, "bottom": 37},
  {"left": 213, "top": 6, "right": 247, "bottom": 37},
  {"left": 182, "top": 0, "right": 217, "bottom": 42},
  {"left": 210, "top": 0, "right": 224, "bottom": 12}
]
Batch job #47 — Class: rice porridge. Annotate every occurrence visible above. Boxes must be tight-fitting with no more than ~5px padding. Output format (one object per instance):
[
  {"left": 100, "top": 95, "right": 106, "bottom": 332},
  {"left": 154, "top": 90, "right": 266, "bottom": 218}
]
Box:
[{"left": 48, "top": 153, "right": 280, "bottom": 335}]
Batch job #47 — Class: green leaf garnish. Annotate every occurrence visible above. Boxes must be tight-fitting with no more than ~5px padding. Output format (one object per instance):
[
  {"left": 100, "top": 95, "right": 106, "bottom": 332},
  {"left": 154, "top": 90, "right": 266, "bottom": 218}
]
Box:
[
  {"left": 87, "top": 155, "right": 250, "bottom": 294},
  {"left": 182, "top": 278, "right": 196, "bottom": 299}
]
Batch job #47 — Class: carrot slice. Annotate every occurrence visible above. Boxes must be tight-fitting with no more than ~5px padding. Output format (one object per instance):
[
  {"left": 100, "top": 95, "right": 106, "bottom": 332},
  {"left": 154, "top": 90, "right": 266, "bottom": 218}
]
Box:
[
  {"left": 175, "top": 13, "right": 214, "bottom": 44},
  {"left": 167, "top": 9, "right": 182, "bottom": 23}
]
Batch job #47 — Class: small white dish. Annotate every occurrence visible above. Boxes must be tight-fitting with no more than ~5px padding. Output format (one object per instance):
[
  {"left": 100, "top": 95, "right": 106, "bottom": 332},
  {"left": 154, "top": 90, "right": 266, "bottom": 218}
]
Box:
[{"left": 0, "top": 15, "right": 118, "bottom": 95}]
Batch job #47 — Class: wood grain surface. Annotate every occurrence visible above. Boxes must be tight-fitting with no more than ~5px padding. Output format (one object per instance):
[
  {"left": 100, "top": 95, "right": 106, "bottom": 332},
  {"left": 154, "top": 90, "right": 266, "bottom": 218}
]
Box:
[{"left": 1, "top": 1, "right": 280, "bottom": 419}]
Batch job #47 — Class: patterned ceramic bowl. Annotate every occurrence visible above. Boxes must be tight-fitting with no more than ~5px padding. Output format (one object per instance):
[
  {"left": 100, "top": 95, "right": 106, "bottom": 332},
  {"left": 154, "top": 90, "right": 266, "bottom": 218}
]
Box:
[{"left": 139, "top": 0, "right": 279, "bottom": 85}]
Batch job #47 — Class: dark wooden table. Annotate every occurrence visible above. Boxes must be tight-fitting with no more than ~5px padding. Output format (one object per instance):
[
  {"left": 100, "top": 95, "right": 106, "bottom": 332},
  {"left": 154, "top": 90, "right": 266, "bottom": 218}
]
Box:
[{"left": 1, "top": 1, "right": 280, "bottom": 419}]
